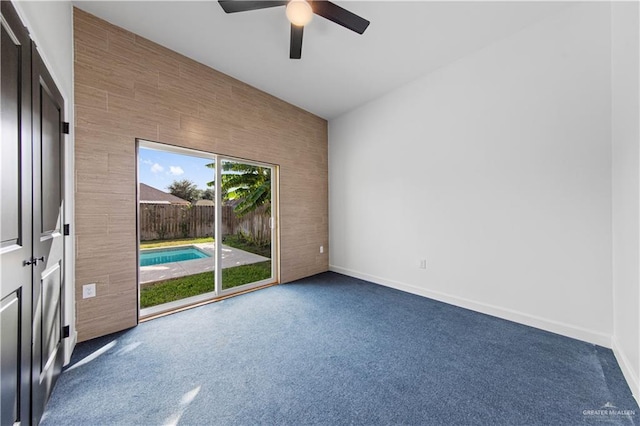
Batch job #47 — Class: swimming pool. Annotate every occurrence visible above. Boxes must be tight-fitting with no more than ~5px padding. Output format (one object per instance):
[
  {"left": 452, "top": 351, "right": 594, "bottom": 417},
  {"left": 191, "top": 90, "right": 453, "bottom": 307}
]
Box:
[{"left": 140, "top": 246, "right": 211, "bottom": 267}]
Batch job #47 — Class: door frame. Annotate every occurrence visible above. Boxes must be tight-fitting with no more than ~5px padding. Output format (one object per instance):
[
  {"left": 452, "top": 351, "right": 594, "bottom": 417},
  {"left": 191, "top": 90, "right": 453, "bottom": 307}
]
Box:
[
  {"left": 217, "top": 156, "right": 279, "bottom": 297},
  {"left": 136, "top": 140, "right": 280, "bottom": 319}
]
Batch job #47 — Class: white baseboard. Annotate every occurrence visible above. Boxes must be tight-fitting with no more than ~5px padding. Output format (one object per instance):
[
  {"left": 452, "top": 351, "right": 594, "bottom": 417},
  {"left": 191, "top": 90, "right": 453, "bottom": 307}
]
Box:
[
  {"left": 329, "top": 265, "right": 612, "bottom": 347},
  {"left": 64, "top": 330, "right": 78, "bottom": 366},
  {"left": 611, "top": 337, "right": 640, "bottom": 407}
]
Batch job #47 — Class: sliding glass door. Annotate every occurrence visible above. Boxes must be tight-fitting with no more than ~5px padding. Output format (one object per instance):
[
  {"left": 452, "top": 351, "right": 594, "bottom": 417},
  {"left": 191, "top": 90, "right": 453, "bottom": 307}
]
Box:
[
  {"left": 219, "top": 159, "right": 274, "bottom": 292},
  {"left": 137, "top": 141, "right": 278, "bottom": 318}
]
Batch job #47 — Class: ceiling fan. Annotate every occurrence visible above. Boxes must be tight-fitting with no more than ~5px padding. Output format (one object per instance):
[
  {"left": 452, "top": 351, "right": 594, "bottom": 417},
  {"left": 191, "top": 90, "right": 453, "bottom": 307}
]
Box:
[{"left": 218, "top": 0, "right": 370, "bottom": 59}]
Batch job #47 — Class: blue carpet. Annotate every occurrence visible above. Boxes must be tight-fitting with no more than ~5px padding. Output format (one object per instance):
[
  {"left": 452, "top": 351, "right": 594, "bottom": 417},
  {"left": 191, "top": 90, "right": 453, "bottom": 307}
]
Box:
[{"left": 42, "top": 272, "right": 638, "bottom": 425}]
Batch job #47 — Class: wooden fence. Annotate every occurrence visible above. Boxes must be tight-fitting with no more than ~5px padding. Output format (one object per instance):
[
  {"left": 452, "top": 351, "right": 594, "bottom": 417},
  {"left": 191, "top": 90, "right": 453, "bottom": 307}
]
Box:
[{"left": 139, "top": 203, "right": 271, "bottom": 243}]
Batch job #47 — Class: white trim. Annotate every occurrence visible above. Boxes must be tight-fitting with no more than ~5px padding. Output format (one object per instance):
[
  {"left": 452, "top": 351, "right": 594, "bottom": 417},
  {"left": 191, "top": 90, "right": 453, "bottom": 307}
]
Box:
[
  {"left": 64, "top": 331, "right": 77, "bottom": 365},
  {"left": 220, "top": 277, "right": 275, "bottom": 297},
  {"left": 215, "top": 156, "right": 222, "bottom": 294},
  {"left": 139, "top": 139, "right": 214, "bottom": 161},
  {"left": 612, "top": 337, "right": 640, "bottom": 406},
  {"left": 637, "top": 0, "right": 640, "bottom": 412},
  {"left": 329, "top": 265, "right": 612, "bottom": 347},
  {"left": 141, "top": 289, "right": 218, "bottom": 318},
  {"left": 270, "top": 166, "right": 280, "bottom": 284},
  {"left": 66, "top": 4, "right": 76, "bottom": 367}
]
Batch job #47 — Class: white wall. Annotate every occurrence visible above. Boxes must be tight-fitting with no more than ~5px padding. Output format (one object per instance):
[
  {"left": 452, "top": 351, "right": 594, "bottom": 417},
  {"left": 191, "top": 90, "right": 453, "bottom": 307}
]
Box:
[
  {"left": 611, "top": 1, "right": 640, "bottom": 404},
  {"left": 13, "top": 1, "right": 73, "bottom": 100},
  {"left": 329, "top": 3, "right": 613, "bottom": 346},
  {"left": 12, "top": 0, "right": 75, "bottom": 363}
]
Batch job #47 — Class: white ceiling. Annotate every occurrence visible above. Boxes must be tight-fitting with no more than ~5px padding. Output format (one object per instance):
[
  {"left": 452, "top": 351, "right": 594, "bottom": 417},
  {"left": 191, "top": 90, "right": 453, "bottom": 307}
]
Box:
[{"left": 73, "top": 1, "right": 570, "bottom": 119}]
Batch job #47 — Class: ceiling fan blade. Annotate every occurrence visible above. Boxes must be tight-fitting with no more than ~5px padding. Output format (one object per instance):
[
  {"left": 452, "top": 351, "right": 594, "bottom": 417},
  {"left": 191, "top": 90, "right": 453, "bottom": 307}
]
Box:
[
  {"left": 218, "top": 1, "right": 288, "bottom": 14},
  {"left": 311, "top": 1, "right": 370, "bottom": 34},
  {"left": 290, "top": 24, "right": 304, "bottom": 59}
]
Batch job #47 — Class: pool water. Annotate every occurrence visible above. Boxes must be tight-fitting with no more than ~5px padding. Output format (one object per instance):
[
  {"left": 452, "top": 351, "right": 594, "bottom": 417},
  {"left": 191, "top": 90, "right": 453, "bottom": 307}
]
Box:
[{"left": 140, "top": 247, "right": 211, "bottom": 267}]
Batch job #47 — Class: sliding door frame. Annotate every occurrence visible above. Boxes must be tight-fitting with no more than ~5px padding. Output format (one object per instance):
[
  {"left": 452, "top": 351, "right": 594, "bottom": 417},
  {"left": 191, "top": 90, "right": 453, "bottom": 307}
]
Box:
[
  {"left": 218, "top": 156, "right": 279, "bottom": 296},
  {"left": 136, "top": 140, "right": 280, "bottom": 318}
]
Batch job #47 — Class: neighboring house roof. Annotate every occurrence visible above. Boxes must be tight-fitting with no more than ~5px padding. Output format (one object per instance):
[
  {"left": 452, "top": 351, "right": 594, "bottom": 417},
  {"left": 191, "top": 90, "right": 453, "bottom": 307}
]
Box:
[
  {"left": 225, "top": 198, "right": 241, "bottom": 208},
  {"left": 195, "top": 199, "right": 214, "bottom": 206},
  {"left": 139, "top": 183, "right": 190, "bottom": 205}
]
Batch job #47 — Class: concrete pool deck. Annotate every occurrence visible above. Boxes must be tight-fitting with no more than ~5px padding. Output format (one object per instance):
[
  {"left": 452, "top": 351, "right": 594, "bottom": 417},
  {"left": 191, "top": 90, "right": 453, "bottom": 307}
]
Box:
[{"left": 139, "top": 243, "right": 270, "bottom": 284}]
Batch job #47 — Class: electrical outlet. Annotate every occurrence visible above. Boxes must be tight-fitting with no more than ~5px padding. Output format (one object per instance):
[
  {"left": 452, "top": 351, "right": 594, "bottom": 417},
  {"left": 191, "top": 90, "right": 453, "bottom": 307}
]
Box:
[
  {"left": 320, "top": 245, "right": 324, "bottom": 254},
  {"left": 83, "top": 283, "right": 96, "bottom": 299},
  {"left": 419, "top": 259, "right": 427, "bottom": 269}
]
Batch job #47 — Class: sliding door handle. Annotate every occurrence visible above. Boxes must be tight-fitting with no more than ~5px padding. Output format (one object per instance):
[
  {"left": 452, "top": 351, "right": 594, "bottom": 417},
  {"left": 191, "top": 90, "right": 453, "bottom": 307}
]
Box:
[{"left": 23, "top": 256, "right": 45, "bottom": 266}]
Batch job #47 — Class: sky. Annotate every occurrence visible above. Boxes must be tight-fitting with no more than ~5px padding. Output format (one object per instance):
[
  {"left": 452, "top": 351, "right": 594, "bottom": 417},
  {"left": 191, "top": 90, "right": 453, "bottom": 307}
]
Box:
[{"left": 138, "top": 147, "right": 214, "bottom": 191}]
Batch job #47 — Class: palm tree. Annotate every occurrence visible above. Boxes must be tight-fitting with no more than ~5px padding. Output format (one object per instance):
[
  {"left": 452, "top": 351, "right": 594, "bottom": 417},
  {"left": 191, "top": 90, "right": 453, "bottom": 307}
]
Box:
[{"left": 206, "top": 162, "right": 271, "bottom": 217}]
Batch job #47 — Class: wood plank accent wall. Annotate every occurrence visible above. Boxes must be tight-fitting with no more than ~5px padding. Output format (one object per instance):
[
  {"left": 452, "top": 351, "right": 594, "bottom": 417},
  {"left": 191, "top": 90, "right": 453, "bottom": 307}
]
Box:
[{"left": 73, "top": 8, "right": 328, "bottom": 342}]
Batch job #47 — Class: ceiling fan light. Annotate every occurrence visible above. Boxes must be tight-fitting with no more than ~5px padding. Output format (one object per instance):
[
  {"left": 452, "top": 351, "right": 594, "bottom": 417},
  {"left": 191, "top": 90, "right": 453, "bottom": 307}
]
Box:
[{"left": 286, "top": 0, "right": 313, "bottom": 26}]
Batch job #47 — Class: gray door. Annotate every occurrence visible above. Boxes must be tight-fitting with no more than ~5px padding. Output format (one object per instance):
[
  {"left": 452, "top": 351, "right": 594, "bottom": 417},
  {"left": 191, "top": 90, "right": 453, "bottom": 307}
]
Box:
[
  {"left": 31, "top": 46, "right": 66, "bottom": 424},
  {"left": 1, "top": 3, "right": 34, "bottom": 425}
]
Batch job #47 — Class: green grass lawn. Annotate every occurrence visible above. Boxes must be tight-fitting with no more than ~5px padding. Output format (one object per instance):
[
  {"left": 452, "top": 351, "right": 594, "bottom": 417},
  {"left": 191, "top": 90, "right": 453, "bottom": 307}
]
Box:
[
  {"left": 222, "top": 234, "right": 271, "bottom": 257},
  {"left": 140, "top": 237, "right": 214, "bottom": 249},
  {"left": 140, "top": 261, "right": 272, "bottom": 308}
]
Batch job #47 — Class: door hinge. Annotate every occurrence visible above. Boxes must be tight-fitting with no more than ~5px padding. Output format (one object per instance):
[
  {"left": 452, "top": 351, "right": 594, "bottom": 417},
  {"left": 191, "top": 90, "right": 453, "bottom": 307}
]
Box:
[
  {"left": 63, "top": 224, "right": 70, "bottom": 236},
  {"left": 62, "top": 326, "right": 70, "bottom": 338},
  {"left": 62, "top": 122, "right": 70, "bottom": 134}
]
